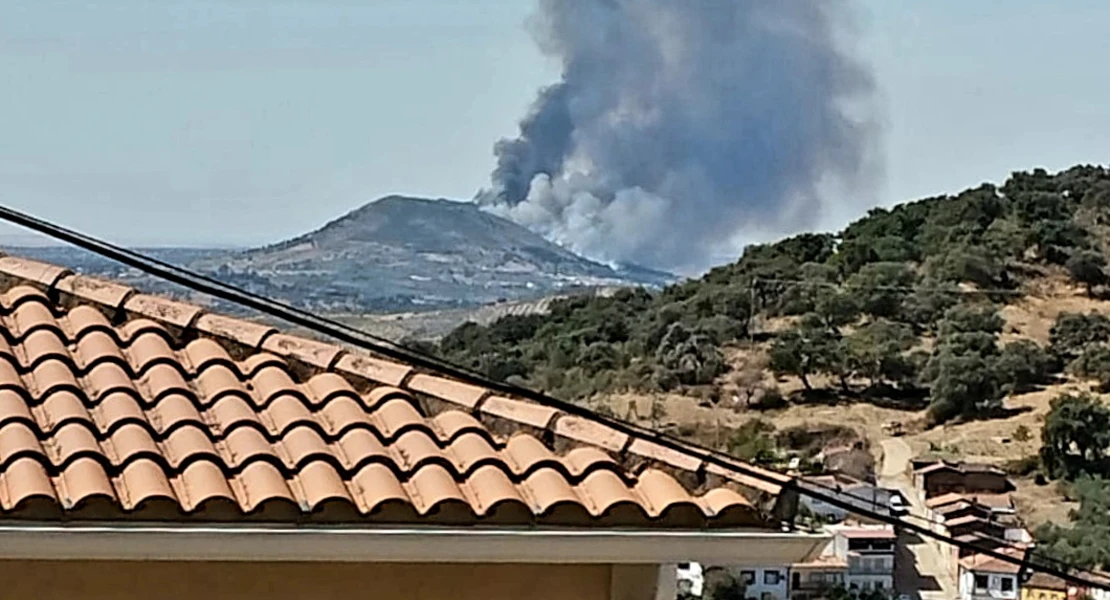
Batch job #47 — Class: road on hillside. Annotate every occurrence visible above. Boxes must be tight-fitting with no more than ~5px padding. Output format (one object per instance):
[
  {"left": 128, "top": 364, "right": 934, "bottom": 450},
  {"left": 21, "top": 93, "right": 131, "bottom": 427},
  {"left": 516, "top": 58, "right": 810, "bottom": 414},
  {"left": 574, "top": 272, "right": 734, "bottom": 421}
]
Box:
[{"left": 879, "top": 439, "right": 958, "bottom": 600}]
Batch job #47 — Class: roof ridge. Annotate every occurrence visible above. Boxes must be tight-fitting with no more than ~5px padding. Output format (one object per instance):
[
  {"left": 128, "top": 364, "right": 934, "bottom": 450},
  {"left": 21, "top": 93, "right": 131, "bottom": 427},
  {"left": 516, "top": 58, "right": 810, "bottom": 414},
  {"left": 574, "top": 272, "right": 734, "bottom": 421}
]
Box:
[{"left": 0, "top": 253, "right": 789, "bottom": 504}]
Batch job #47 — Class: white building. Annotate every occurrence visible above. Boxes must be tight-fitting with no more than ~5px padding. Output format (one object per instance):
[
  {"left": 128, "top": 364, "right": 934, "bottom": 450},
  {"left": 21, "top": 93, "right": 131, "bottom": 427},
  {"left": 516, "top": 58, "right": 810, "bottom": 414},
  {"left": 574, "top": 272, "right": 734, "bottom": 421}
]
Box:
[
  {"left": 790, "top": 524, "right": 896, "bottom": 599},
  {"left": 724, "top": 565, "right": 790, "bottom": 600},
  {"left": 789, "top": 557, "right": 848, "bottom": 600},
  {"left": 958, "top": 552, "right": 1021, "bottom": 600},
  {"left": 843, "top": 528, "right": 896, "bottom": 595},
  {"left": 677, "top": 562, "right": 704, "bottom": 597}
]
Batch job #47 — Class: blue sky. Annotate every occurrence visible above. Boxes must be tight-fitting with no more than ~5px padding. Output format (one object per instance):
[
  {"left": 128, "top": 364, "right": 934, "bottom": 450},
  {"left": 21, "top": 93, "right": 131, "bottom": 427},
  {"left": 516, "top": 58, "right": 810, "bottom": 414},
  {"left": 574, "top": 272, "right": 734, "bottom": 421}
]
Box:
[{"left": 1, "top": 0, "right": 1108, "bottom": 250}]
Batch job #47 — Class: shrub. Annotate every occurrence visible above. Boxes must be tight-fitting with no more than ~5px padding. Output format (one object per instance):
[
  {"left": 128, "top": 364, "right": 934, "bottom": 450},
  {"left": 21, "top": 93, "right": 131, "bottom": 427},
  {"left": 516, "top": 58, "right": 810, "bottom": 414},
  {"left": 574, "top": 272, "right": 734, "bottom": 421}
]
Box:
[
  {"left": 1050, "top": 312, "right": 1110, "bottom": 360},
  {"left": 751, "top": 386, "right": 787, "bottom": 410},
  {"left": 1003, "top": 455, "right": 1039, "bottom": 477},
  {"left": 845, "top": 262, "right": 917, "bottom": 319},
  {"left": 1068, "top": 345, "right": 1110, "bottom": 390},
  {"left": 1040, "top": 393, "right": 1110, "bottom": 478},
  {"left": 996, "top": 340, "right": 1055, "bottom": 394},
  {"left": 727, "top": 419, "right": 779, "bottom": 465},
  {"left": 1067, "top": 250, "right": 1109, "bottom": 297},
  {"left": 654, "top": 323, "right": 727, "bottom": 389},
  {"left": 926, "top": 351, "right": 1004, "bottom": 423}
]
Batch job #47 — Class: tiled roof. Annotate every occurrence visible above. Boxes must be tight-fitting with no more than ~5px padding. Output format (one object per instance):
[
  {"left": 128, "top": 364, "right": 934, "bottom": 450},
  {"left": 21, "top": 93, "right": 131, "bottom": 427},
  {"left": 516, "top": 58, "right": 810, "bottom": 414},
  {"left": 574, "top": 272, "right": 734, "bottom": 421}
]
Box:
[
  {"left": 0, "top": 255, "right": 788, "bottom": 528},
  {"left": 791, "top": 556, "right": 848, "bottom": 569},
  {"left": 945, "top": 515, "right": 992, "bottom": 528},
  {"left": 838, "top": 527, "right": 896, "bottom": 540},
  {"left": 925, "top": 492, "right": 967, "bottom": 508},
  {"left": 927, "top": 492, "right": 1013, "bottom": 511},
  {"left": 915, "top": 461, "right": 1005, "bottom": 476},
  {"left": 959, "top": 550, "right": 1023, "bottom": 574},
  {"left": 1024, "top": 572, "right": 1069, "bottom": 592}
]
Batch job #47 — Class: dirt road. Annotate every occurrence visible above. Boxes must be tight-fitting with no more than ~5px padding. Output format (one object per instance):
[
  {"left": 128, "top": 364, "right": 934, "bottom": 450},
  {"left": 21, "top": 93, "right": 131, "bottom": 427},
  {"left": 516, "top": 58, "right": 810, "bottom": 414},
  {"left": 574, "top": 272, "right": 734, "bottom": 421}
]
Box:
[{"left": 880, "top": 439, "right": 958, "bottom": 600}]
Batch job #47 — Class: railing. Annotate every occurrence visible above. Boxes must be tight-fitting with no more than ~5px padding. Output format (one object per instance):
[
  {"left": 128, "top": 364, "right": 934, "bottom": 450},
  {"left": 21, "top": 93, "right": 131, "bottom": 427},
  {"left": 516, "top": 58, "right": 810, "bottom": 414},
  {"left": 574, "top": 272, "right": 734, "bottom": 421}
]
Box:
[{"left": 848, "top": 565, "right": 894, "bottom": 575}]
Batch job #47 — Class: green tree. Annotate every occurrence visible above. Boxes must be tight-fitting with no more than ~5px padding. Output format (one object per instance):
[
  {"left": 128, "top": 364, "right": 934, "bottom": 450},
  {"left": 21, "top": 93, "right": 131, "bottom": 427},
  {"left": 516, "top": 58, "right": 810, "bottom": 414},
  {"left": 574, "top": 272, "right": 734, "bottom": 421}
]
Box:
[
  {"left": 938, "top": 304, "right": 1004, "bottom": 335},
  {"left": 768, "top": 315, "right": 841, "bottom": 392},
  {"left": 1036, "top": 478, "right": 1110, "bottom": 570},
  {"left": 845, "top": 262, "right": 917, "bottom": 319},
  {"left": 924, "top": 244, "right": 1007, "bottom": 289},
  {"left": 1040, "top": 393, "right": 1110, "bottom": 478},
  {"left": 1067, "top": 250, "right": 1109, "bottom": 297},
  {"left": 727, "top": 419, "right": 779, "bottom": 465},
  {"left": 926, "top": 351, "right": 1005, "bottom": 423},
  {"left": 845, "top": 319, "right": 917, "bottom": 388},
  {"left": 923, "top": 303, "right": 1006, "bottom": 422},
  {"left": 654, "top": 323, "right": 727, "bottom": 389},
  {"left": 900, "top": 279, "right": 961, "bottom": 331},
  {"left": 702, "top": 568, "right": 748, "bottom": 600},
  {"left": 928, "top": 304, "right": 1005, "bottom": 361},
  {"left": 995, "top": 340, "right": 1055, "bottom": 394},
  {"left": 577, "top": 342, "right": 620, "bottom": 375},
  {"left": 1068, "top": 345, "right": 1110, "bottom": 391},
  {"left": 1050, "top": 312, "right": 1110, "bottom": 360}
]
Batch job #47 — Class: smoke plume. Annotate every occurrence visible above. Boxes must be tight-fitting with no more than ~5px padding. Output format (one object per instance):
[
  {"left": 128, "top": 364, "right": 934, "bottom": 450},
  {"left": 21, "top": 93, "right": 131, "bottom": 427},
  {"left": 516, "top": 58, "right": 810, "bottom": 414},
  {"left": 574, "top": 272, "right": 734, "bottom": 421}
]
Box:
[{"left": 477, "top": 0, "right": 878, "bottom": 274}]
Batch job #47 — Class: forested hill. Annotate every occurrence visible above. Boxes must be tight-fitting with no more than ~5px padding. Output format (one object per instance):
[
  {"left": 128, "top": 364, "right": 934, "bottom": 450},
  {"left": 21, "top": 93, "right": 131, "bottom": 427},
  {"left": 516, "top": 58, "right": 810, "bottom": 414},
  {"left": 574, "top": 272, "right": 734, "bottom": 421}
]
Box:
[{"left": 431, "top": 165, "right": 1110, "bottom": 420}]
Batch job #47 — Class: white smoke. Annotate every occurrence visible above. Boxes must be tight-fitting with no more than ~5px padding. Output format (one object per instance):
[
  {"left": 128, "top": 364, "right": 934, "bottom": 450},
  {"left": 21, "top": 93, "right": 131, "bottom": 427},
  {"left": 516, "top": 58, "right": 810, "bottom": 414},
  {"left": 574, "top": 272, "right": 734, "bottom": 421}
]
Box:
[{"left": 478, "top": 0, "right": 878, "bottom": 274}]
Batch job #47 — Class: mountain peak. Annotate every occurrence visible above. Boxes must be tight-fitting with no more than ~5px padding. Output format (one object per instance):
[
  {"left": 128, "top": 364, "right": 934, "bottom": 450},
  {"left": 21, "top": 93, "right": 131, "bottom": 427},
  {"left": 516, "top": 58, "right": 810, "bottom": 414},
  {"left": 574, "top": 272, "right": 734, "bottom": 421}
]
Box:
[{"left": 217, "top": 195, "right": 673, "bottom": 311}]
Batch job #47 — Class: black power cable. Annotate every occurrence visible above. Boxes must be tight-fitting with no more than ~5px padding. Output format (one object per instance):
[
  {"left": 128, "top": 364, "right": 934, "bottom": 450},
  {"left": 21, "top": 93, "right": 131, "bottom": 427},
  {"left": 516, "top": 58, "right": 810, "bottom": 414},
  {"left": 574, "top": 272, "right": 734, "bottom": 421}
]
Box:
[{"left": 1, "top": 203, "right": 1106, "bottom": 592}]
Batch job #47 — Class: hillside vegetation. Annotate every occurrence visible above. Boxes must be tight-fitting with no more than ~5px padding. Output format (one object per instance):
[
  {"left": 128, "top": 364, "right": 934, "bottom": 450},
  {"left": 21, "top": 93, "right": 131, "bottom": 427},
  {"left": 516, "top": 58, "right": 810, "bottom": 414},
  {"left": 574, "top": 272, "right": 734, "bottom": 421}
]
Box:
[{"left": 434, "top": 165, "right": 1110, "bottom": 424}]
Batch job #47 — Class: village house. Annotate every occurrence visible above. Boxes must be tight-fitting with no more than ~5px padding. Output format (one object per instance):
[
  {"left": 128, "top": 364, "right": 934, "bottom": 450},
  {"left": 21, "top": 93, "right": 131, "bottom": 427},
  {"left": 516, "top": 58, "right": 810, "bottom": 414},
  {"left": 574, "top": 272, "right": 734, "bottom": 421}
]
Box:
[
  {"left": 0, "top": 255, "right": 831, "bottom": 600},
  {"left": 959, "top": 552, "right": 1022, "bottom": 600},
  {"left": 719, "top": 564, "right": 791, "bottom": 599},
  {"left": 790, "top": 523, "right": 896, "bottom": 599},
  {"left": 839, "top": 526, "right": 898, "bottom": 595},
  {"left": 800, "top": 472, "right": 907, "bottom": 523},
  {"left": 788, "top": 557, "right": 848, "bottom": 600},
  {"left": 914, "top": 462, "right": 1012, "bottom": 500},
  {"left": 1020, "top": 572, "right": 1075, "bottom": 600}
]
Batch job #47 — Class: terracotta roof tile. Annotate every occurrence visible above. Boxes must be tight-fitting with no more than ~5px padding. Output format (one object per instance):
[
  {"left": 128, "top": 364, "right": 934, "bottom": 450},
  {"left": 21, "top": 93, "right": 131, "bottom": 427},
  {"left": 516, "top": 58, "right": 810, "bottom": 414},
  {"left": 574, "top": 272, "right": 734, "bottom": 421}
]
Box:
[
  {"left": 959, "top": 551, "right": 1023, "bottom": 574},
  {"left": 628, "top": 438, "right": 705, "bottom": 473},
  {"left": 552, "top": 415, "right": 630, "bottom": 453},
  {"left": 0, "top": 253, "right": 785, "bottom": 529},
  {"left": 406, "top": 373, "right": 489, "bottom": 409},
  {"left": 0, "top": 256, "right": 72, "bottom": 289},
  {"left": 193, "top": 313, "right": 277, "bottom": 350},
  {"left": 123, "top": 294, "right": 204, "bottom": 329},
  {"left": 261, "top": 334, "right": 344, "bottom": 370},
  {"left": 334, "top": 353, "right": 412, "bottom": 387},
  {"left": 54, "top": 274, "right": 135, "bottom": 311},
  {"left": 480, "top": 395, "right": 560, "bottom": 430}
]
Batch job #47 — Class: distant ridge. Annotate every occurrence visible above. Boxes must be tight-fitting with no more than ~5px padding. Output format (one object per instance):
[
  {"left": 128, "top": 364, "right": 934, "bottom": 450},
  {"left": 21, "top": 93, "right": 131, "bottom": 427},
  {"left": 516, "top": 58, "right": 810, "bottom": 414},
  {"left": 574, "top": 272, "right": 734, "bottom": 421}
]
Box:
[{"left": 194, "top": 195, "right": 674, "bottom": 311}]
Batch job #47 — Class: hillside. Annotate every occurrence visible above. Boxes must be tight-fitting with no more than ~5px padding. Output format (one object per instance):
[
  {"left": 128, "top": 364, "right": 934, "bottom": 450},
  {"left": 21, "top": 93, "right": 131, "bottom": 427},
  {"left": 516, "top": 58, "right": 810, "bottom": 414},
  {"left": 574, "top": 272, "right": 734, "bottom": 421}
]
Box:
[
  {"left": 432, "top": 165, "right": 1110, "bottom": 563},
  {"left": 7, "top": 197, "right": 673, "bottom": 314},
  {"left": 199, "top": 195, "right": 672, "bottom": 310}
]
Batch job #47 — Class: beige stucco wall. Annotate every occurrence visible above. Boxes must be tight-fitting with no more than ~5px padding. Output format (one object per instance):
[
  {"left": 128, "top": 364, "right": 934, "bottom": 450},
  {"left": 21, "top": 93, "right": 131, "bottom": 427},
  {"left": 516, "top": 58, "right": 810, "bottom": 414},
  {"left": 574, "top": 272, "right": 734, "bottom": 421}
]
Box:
[{"left": 0, "top": 560, "right": 632, "bottom": 600}]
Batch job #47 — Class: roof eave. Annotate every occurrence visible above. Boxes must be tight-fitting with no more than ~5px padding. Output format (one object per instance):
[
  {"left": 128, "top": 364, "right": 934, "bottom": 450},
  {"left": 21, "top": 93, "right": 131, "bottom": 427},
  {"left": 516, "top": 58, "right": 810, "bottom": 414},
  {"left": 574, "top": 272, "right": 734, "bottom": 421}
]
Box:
[{"left": 0, "top": 524, "right": 830, "bottom": 565}]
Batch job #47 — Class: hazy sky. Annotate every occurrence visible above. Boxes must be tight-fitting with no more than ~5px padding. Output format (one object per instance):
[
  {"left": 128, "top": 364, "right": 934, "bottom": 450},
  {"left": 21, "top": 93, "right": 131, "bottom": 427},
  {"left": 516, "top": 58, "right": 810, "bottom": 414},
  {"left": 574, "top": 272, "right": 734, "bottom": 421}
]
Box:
[{"left": 2, "top": 0, "right": 1109, "bottom": 250}]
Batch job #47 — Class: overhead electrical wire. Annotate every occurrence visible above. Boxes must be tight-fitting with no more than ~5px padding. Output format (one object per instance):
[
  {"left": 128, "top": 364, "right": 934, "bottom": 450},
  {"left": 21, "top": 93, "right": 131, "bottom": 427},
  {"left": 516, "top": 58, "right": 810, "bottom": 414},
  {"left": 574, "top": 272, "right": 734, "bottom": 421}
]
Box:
[{"left": 0, "top": 203, "right": 1105, "bottom": 591}]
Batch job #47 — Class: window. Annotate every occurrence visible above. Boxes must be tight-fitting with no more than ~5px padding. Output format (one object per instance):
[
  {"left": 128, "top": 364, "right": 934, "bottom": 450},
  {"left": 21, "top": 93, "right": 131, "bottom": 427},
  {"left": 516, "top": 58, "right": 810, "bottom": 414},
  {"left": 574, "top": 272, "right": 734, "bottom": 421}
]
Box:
[
  {"left": 974, "top": 574, "right": 989, "bottom": 591},
  {"left": 761, "top": 593, "right": 774, "bottom": 600},
  {"left": 764, "top": 570, "right": 781, "bottom": 585},
  {"left": 741, "top": 570, "right": 756, "bottom": 585},
  {"left": 875, "top": 580, "right": 884, "bottom": 590},
  {"left": 678, "top": 562, "right": 690, "bottom": 570},
  {"left": 1001, "top": 577, "right": 1014, "bottom": 593},
  {"left": 793, "top": 572, "right": 801, "bottom": 588}
]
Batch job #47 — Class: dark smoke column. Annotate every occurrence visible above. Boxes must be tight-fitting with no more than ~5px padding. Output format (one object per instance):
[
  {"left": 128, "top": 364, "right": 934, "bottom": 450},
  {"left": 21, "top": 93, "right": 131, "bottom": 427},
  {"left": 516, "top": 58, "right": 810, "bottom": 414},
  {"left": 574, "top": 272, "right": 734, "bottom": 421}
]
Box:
[{"left": 476, "top": 0, "right": 878, "bottom": 274}]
